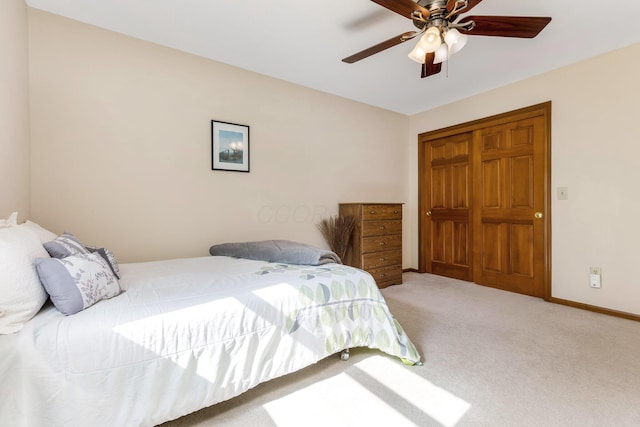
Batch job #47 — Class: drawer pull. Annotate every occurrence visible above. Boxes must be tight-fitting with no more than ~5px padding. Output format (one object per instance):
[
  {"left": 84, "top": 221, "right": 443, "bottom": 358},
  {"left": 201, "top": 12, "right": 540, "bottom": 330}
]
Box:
[
  {"left": 370, "top": 210, "right": 376, "bottom": 214},
  {"left": 393, "top": 210, "right": 398, "bottom": 214},
  {"left": 380, "top": 242, "right": 386, "bottom": 246},
  {"left": 379, "top": 258, "right": 387, "bottom": 262},
  {"left": 380, "top": 273, "right": 386, "bottom": 278},
  {"left": 379, "top": 226, "right": 385, "bottom": 230}
]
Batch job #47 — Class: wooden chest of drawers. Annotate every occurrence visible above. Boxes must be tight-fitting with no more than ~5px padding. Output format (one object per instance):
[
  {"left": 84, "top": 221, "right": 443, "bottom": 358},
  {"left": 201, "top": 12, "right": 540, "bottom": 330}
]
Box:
[{"left": 339, "top": 203, "right": 403, "bottom": 288}]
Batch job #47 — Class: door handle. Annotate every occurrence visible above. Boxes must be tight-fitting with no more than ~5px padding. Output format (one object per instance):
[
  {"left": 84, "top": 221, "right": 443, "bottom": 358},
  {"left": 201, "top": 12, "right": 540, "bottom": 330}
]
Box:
[
  {"left": 534, "top": 212, "right": 543, "bottom": 219},
  {"left": 426, "top": 211, "right": 432, "bottom": 216}
]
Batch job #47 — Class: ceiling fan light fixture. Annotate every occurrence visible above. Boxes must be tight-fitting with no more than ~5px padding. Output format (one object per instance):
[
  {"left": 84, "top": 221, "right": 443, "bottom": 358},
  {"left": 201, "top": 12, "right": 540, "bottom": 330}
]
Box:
[
  {"left": 408, "top": 43, "right": 427, "bottom": 64},
  {"left": 419, "top": 26, "right": 442, "bottom": 53},
  {"left": 408, "top": 25, "right": 442, "bottom": 63},
  {"left": 433, "top": 43, "right": 449, "bottom": 64},
  {"left": 444, "top": 28, "right": 468, "bottom": 55},
  {"left": 342, "top": 0, "right": 552, "bottom": 79}
]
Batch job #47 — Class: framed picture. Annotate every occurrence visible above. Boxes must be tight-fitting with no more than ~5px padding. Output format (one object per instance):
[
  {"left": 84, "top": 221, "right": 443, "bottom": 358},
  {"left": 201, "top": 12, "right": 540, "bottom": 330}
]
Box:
[{"left": 211, "top": 120, "right": 250, "bottom": 172}]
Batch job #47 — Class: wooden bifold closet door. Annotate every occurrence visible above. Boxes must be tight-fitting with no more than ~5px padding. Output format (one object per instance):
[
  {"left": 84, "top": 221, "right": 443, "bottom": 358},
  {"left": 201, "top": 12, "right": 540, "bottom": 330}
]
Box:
[
  {"left": 419, "top": 103, "right": 550, "bottom": 299},
  {"left": 422, "top": 132, "right": 473, "bottom": 281}
]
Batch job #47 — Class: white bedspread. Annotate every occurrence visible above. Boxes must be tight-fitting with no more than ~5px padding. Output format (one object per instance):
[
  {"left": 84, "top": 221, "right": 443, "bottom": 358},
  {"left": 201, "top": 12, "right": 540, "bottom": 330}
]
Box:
[{"left": 0, "top": 256, "right": 420, "bottom": 426}]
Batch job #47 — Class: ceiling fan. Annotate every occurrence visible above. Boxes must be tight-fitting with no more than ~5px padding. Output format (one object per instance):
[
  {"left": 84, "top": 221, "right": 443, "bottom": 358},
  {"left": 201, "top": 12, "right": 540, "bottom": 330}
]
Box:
[{"left": 342, "top": 0, "right": 552, "bottom": 78}]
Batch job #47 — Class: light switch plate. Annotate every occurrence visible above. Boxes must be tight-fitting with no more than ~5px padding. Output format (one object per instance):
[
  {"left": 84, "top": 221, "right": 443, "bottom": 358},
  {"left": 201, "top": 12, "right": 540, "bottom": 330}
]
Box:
[{"left": 557, "top": 187, "right": 568, "bottom": 200}]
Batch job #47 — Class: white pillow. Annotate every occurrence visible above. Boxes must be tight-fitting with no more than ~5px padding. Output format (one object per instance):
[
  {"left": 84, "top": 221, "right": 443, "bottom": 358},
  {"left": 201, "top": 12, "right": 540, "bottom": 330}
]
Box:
[
  {"left": 19, "top": 220, "right": 58, "bottom": 244},
  {"left": 0, "top": 226, "right": 50, "bottom": 334},
  {"left": 0, "top": 212, "right": 18, "bottom": 228}
]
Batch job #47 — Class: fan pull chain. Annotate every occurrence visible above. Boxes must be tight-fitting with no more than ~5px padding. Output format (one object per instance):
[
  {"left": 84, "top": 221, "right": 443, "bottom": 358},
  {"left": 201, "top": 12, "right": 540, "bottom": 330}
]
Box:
[{"left": 446, "top": 52, "right": 449, "bottom": 78}]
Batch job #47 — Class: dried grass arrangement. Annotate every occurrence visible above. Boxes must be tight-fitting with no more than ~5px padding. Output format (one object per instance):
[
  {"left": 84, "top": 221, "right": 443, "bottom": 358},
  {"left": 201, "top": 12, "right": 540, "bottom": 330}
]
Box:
[{"left": 316, "top": 215, "right": 356, "bottom": 262}]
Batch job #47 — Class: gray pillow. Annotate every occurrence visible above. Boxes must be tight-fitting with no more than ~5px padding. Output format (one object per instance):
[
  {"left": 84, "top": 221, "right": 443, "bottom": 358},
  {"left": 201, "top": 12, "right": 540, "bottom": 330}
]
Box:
[
  {"left": 35, "top": 252, "right": 122, "bottom": 315},
  {"left": 43, "top": 232, "right": 90, "bottom": 259}
]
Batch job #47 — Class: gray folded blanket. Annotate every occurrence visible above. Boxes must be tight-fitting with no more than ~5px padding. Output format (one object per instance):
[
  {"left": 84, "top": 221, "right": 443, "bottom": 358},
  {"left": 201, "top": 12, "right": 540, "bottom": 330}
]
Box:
[{"left": 209, "top": 239, "right": 341, "bottom": 265}]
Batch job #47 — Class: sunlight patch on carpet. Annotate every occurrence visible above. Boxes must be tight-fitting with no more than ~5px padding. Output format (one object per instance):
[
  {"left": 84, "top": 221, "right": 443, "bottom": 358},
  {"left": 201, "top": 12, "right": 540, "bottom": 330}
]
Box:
[
  {"left": 262, "top": 371, "right": 417, "bottom": 427},
  {"left": 355, "top": 356, "right": 471, "bottom": 427}
]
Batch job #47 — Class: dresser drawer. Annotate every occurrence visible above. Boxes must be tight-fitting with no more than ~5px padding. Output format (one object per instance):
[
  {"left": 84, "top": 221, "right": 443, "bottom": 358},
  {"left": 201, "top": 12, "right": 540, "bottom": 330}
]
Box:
[
  {"left": 362, "top": 250, "right": 402, "bottom": 270},
  {"left": 362, "top": 205, "right": 402, "bottom": 221},
  {"left": 362, "top": 220, "right": 402, "bottom": 237},
  {"left": 339, "top": 202, "right": 403, "bottom": 287},
  {"left": 368, "top": 265, "right": 402, "bottom": 288},
  {"left": 362, "top": 234, "right": 402, "bottom": 254}
]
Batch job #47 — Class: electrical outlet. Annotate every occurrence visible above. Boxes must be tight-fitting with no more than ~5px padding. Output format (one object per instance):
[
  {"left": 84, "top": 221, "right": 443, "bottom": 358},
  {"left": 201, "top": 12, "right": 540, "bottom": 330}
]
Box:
[{"left": 589, "top": 267, "right": 602, "bottom": 288}]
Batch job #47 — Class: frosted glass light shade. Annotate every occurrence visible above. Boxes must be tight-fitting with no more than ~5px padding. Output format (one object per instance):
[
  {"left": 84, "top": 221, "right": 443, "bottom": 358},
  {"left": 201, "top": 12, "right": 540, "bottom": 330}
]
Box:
[
  {"left": 433, "top": 43, "right": 449, "bottom": 64},
  {"left": 420, "top": 27, "right": 442, "bottom": 53},
  {"left": 408, "top": 43, "right": 427, "bottom": 63},
  {"left": 444, "top": 28, "right": 468, "bottom": 55}
]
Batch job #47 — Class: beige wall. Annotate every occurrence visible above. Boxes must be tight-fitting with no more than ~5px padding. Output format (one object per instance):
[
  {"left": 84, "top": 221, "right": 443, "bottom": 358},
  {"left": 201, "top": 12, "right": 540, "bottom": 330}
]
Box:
[
  {"left": 24, "top": 8, "right": 640, "bottom": 315},
  {"left": 0, "top": 0, "right": 30, "bottom": 219},
  {"left": 28, "top": 10, "right": 410, "bottom": 263},
  {"left": 409, "top": 43, "right": 640, "bottom": 316}
]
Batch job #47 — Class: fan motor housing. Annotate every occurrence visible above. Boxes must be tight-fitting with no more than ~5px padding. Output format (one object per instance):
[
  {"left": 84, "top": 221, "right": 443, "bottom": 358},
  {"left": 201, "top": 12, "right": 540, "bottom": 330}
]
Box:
[
  {"left": 413, "top": 0, "right": 455, "bottom": 30},
  {"left": 418, "top": 0, "right": 448, "bottom": 15}
]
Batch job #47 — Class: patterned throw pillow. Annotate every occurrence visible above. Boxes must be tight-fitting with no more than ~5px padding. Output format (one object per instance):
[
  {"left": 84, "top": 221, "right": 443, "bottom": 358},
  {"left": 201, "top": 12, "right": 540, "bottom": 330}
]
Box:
[
  {"left": 43, "top": 232, "right": 90, "bottom": 259},
  {"left": 35, "top": 252, "right": 122, "bottom": 315},
  {"left": 85, "top": 245, "right": 120, "bottom": 279}
]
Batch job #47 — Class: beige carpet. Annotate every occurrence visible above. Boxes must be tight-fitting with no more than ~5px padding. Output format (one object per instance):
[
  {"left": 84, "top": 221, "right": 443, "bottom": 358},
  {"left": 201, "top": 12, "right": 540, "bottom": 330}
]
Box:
[{"left": 161, "top": 272, "right": 640, "bottom": 427}]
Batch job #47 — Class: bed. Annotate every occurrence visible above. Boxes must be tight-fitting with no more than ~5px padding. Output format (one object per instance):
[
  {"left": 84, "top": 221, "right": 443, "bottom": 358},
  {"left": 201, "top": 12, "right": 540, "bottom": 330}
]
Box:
[{"left": 0, "top": 240, "right": 421, "bottom": 426}]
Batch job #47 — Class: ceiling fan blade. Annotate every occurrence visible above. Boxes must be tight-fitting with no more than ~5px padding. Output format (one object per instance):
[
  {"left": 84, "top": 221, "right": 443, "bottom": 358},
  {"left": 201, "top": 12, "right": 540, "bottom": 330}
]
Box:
[
  {"left": 371, "top": 0, "right": 430, "bottom": 20},
  {"left": 447, "top": 0, "right": 484, "bottom": 14},
  {"left": 342, "top": 31, "right": 417, "bottom": 63},
  {"left": 421, "top": 52, "right": 442, "bottom": 78},
  {"left": 459, "top": 16, "right": 552, "bottom": 38}
]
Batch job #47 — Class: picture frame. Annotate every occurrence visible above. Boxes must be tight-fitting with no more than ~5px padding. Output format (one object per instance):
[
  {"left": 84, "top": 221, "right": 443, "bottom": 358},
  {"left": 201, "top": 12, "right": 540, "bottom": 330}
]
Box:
[{"left": 211, "top": 120, "right": 250, "bottom": 172}]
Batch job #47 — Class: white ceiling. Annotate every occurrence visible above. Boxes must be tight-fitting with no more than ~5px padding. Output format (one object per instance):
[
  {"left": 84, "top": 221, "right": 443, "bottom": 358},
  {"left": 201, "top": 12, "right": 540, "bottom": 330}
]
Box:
[{"left": 26, "top": 0, "right": 640, "bottom": 115}]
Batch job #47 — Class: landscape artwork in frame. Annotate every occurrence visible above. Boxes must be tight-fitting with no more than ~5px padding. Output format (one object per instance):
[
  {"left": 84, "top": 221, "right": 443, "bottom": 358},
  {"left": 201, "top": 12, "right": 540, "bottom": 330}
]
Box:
[{"left": 211, "top": 120, "right": 250, "bottom": 172}]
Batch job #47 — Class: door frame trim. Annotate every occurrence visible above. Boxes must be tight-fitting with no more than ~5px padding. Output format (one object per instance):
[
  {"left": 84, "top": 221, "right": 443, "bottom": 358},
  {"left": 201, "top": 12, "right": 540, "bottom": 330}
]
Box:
[{"left": 418, "top": 102, "right": 552, "bottom": 300}]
